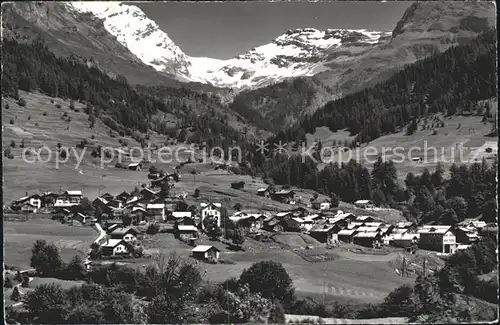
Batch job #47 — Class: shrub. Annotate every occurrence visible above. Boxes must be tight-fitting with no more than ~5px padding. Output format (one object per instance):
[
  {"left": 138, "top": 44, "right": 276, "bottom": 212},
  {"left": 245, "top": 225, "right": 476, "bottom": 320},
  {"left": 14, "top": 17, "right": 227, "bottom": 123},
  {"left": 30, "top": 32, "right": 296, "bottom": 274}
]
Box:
[
  {"left": 50, "top": 99, "right": 54, "bottom": 103},
  {"left": 115, "top": 162, "right": 125, "bottom": 169},
  {"left": 194, "top": 188, "right": 200, "bottom": 198},
  {"left": 4, "top": 148, "right": 12, "bottom": 157},
  {"left": 56, "top": 103, "right": 61, "bottom": 109},
  {"left": 5, "top": 103, "right": 9, "bottom": 109},
  {"left": 42, "top": 112, "right": 47, "bottom": 116},
  {"left": 69, "top": 100, "right": 75, "bottom": 110},
  {"left": 9, "top": 119, "right": 14, "bottom": 124},
  {"left": 146, "top": 223, "right": 160, "bottom": 235},
  {"left": 62, "top": 112, "right": 67, "bottom": 117},
  {"left": 91, "top": 135, "right": 95, "bottom": 140},
  {"left": 35, "top": 122, "right": 39, "bottom": 126},
  {"left": 17, "top": 98, "right": 27, "bottom": 107},
  {"left": 27, "top": 115, "right": 31, "bottom": 120}
]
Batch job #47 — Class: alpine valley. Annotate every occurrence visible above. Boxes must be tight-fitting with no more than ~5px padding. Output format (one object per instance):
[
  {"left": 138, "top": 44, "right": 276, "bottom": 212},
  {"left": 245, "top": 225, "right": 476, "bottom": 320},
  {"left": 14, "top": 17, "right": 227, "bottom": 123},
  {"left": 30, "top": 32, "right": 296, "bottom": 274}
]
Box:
[{"left": 2, "top": 1, "right": 495, "bottom": 129}]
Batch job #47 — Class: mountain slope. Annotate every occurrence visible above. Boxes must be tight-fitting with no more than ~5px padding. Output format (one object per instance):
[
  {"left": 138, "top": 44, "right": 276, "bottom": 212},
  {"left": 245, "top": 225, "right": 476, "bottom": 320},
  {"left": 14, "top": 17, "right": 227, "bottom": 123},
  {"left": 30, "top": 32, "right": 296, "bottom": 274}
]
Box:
[
  {"left": 1, "top": 1, "right": 182, "bottom": 87},
  {"left": 314, "top": 0, "right": 496, "bottom": 95}
]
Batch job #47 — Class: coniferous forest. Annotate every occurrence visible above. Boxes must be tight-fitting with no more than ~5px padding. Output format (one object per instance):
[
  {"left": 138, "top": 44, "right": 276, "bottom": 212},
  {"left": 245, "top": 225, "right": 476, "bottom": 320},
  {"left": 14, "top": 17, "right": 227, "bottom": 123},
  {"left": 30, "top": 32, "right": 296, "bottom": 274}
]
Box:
[{"left": 268, "top": 30, "right": 496, "bottom": 146}]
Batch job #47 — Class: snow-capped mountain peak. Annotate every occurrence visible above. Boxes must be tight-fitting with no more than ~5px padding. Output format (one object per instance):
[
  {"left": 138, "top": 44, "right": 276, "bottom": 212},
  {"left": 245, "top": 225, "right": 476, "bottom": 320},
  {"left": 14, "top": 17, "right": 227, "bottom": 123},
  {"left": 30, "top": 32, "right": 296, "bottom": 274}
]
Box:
[{"left": 67, "top": 2, "right": 390, "bottom": 89}]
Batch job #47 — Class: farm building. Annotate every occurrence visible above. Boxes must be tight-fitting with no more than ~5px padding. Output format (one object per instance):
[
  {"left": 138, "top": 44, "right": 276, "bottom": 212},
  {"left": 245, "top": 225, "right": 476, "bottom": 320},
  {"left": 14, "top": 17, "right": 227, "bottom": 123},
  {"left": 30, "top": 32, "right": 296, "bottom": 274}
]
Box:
[
  {"left": 147, "top": 203, "right": 166, "bottom": 222},
  {"left": 353, "top": 232, "right": 382, "bottom": 248},
  {"left": 41, "top": 192, "right": 59, "bottom": 206},
  {"left": 172, "top": 211, "right": 193, "bottom": 220},
  {"left": 140, "top": 188, "right": 160, "bottom": 200},
  {"left": 128, "top": 162, "right": 142, "bottom": 171},
  {"left": 191, "top": 245, "right": 220, "bottom": 262},
  {"left": 71, "top": 212, "right": 88, "bottom": 224},
  {"left": 20, "top": 202, "right": 38, "bottom": 213},
  {"left": 131, "top": 205, "right": 147, "bottom": 221},
  {"left": 272, "top": 190, "right": 295, "bottom": 203},
  {"left": 93, "top": 197, "right": 109, "bottom": 209},
  {"left": 65, "top": 190, "right": 83, "bottom": 203},
  {"left": 109, "top": 227, "right": 138, "bottom": 242},
  {"left": 338, "top": 229, "right": 358, "bottom": 243},
  {"left": 107, "top": 199, "right": 124, "bottom": 209},
  {"left": 417, "top": 226, "right": 457, "bottom": 254},
  {"left": 100, "top": 239, "right": 132, "bottom": 257},
  {"left": 257, "top": 187, "right": 271, "bottom": 197},
  {"left": 14, "top": 194, "right": 42, "bottom": 210},
  {"left": 389, "top": 233, "right": 419, "bottom": 248},
  {"left": 311, "top": 200, "right": 331, "bottom": 210},
  {"left": 116, "top": 191, "right": 131, "bottom": 202},
  {"left": 309, "top": 224, "right": 340, "bottom": 244},
  {"left": 354, "top": 200, "right": 374, "bottom": 209},
  {"left": 454, "top": 227, "right": 479, "bottom": 244},
  {"left": 100, "top": 193, "right": 114, "bottom": 201},
  {"left": 200, "top": 202, "right": 222, "bottom": 229},
  {"left": 176, "top": 225, "right": 199, "bottom": 240},
  {"left": 355, "top": 215, "right": 375, "bottom": 223}
]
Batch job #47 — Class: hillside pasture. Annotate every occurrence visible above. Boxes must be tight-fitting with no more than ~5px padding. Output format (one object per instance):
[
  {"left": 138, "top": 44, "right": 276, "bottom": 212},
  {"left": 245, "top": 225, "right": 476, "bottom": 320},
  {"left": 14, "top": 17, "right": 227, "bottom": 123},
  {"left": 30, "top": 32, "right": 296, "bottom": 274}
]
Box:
[{"left": 3, "top": 218, "right": 95, "bottom": 269}]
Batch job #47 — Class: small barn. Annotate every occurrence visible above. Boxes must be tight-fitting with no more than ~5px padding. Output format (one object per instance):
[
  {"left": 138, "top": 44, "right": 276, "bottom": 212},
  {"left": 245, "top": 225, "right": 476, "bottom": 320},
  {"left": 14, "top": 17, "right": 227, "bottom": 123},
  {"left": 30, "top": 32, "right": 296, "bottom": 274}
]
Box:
[
  {"left": 191, "top": 245, "right": 220, "bottom": 262},
  {"left": 128, "top": 162, "right": 142, "bottom": 171}
]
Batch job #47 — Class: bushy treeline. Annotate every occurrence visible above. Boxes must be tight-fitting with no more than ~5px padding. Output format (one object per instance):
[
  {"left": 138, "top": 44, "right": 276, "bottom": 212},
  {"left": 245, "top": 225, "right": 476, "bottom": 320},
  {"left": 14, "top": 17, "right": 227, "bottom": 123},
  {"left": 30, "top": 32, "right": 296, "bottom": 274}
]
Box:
[
  {"left": 256, "top": 153, "right": 497, "bottom": 224},
  {"left": 269, "top": 30, "right": 496, "bottom": 146}
]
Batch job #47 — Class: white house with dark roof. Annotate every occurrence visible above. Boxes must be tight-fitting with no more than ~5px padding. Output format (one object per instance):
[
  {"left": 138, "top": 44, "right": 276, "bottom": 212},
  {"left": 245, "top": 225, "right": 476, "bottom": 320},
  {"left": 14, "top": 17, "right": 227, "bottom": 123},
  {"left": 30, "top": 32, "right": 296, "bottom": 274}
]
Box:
[
  {"left": 191, "top": 245, "right": 220, "bottom": 261},
  {"left": 100, "top": 239, "right": 132, "bottom": 256},
  {"left": 200, "top": 202, "right": 222, "bottom": 229},
  {"left": 128, "top": 162, "right": 142, "bottom": 171},
  {"left": 417, "top": 225, "right": 457, "bottom": 254}
]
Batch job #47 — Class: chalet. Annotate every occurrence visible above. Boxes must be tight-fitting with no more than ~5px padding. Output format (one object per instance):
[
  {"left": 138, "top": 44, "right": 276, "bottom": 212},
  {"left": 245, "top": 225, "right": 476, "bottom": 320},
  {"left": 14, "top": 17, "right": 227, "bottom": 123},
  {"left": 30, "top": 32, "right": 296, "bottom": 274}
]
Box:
[
  {"left": 65, "top": 190, "right": 83, "bottom": 204},
  {"left": 311, "top": 200, "right": 331, "bottom": 210},
  {"left": 353, "top": 232, "right": 382, "bottom": 248},
  {"left": 107, "top": 199, "right": 123, "bottom": 209},
  {"left": 16, "top": 194, "right": 42, "bottom": 210},
  {"left": 41, "top": 192, "right": 59, "bottom": 207},
  {"left": 272, "top": 190, "right": 295, "bottom": 203},
  {"left": 417, "top": 226, "right": 457, "bottom": 254},
  {"left": 116, "top": 191, "right": 131, "bottom": 202},
  {"left": 257, "top": 187, "right": 271, "bottom": 198},
  {"left": 338, "top": 229, "right": 358, "bottom": 243},
  {"left": 110, "top": 207, "right": 126, "bottom": 218},
  {"left": 172, "top": 211, "right": 192, "bottom": 220},
  {"left": 176, "top": 225, "right": 199, "bottom": 240},
  {"left": 356, "top": 216, "right": 375, "bottom": 223},
  {"left": 109, "top": 227, "right": 138, "bottom": 242},
  {"left": 128, "top": 162, "right": 142, "bottom": 171},
  {"left": 164, "top": 199, "right": 183, "bottom": 212},
  {"left": 458, "top": 218, "right": 487, "bottom": 230},
  {"left": 309, "top": 224, "right": 340, "bottom": 244},
  {"left": 131, "top": 205, "right": 147, "bottom": 222},
  {"left": 336, "top": 211, "right": 356, "bottom": 223},
  {"left": 200, "top": 202, "right": 222, "bottom": 229},
  {"left": 263, "top": 217, "right": 282, "bottom": 232},
  {"left": 100, "top": 239, "right": 133, "bottom": 257},
  {"left": 390, "top": 233, "right": 419, "bottom": 248},
  {"left": 454, "top": 227, "right": 479, "bottom": 244},
  {"left": 354, "top": 200, "right": 374, "bottom": 209},
  {"left": 347, "top": 221, "right": 365, "bottom": 229},
  {"left": 364, "top": 222, "right": 384, "bottom": 228},
  {"left": 54, "top": 208, "right": 71, "bottom": 220},
  {"left": 93, "top": 197, "right": 109, "bottom": 209},
  {"left": 191, "top": 245, "right": 220, "bottom": 262},
  {"left": 71, "top": 212, "right": 88, "bottom": 224},
  {"left": 140, "top": 188, "right": 159, "bottom": 201},
  {"left": 396, "top": 221, "right": 416, "bottom": 230},
  {"left": 100, "top": 193, "right": 114, "bottom": 201},
  {"left": 356, "top": 226, "right": 382, "bottom": 234},
  {"left": 379, "top": 225, "right": 395, "bottom": 236},
  {"left": 20, "top": 202, "right": 38, "bottom": 213},
  {"left": 147, "top": 203, "right": 166, "bottom": 222}
]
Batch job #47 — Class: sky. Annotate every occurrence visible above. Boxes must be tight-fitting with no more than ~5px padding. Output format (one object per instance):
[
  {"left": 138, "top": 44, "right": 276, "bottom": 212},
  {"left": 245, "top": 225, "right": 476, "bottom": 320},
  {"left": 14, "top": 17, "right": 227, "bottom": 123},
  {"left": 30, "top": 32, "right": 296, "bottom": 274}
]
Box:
[{"left": 135, "top": 1, "right": 412, "bottom": 60}]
